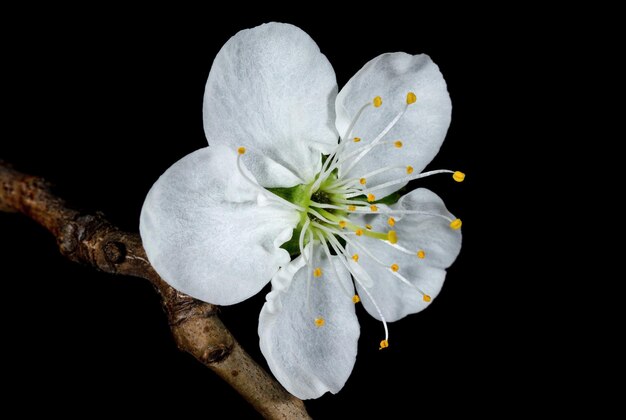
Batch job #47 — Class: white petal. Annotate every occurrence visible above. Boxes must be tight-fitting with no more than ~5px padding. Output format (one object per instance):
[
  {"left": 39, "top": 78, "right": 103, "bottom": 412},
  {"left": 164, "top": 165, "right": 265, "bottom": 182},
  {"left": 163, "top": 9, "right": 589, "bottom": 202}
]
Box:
[
  {"left": 203, "top": 22, "right": 339, "bottom": 188},
  {"left": 140, "top": 145, "right": 299, "bottom": 305},
  {"left": 259, "top": 244, "right": 359, "bottom": 399},
  {"left": 336, "top": 53, "right": 452, "bottom": 198},
  {"left": 347, "top": 189, "right": 461, "bottom": 322}
]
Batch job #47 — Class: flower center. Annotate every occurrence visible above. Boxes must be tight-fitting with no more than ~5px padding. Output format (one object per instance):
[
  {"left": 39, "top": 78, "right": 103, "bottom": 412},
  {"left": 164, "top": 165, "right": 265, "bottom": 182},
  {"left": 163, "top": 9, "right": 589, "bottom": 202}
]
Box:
[{"left": 235, "top": 93, "right": 464, "bottom": 350}]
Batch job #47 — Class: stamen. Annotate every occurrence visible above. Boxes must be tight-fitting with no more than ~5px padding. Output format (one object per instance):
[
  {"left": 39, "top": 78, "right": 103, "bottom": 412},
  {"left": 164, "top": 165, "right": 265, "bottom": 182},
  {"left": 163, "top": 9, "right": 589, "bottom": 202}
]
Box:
[
  {"left": 338, "top": 243, "right": 431, "bottom": 308},
  {"left": 309, "top": 201, "right": 349, "bottom": 211},
  {"left": 316, "top": 231, "right": 354, "bottom": 299},
  {"left": 406, "top": 91, "right": 417, "bottom": 104},
  {"left": 417, "top": 250, "right": 426, "bottom": 259},
  {"left": 453, "top": 171, "right": 465, "bottom": 182},
  {"left": 394, "top": 140, "right": 403, "bottom": 148},
  {"left": 324, "top": 235, "right": 388, "bottom": 347},
  {"left": 341, "top": 206, "right": 377, "bottom": 214},
  {"left": 310, "top": 100, "right": 372, "bottom": 194},
  {"left": 235, "top": 147, "right": 305, "bottom": 212},
  {"left": 314, "top": 317, "right": 325, "bottom": 327},
  {"left": 308, "top": 230, "right": 315, "bottom": 251},
  {"left": 323, "top": 231, "right": 367, "bottom": 269},
  {"left": 385, "top": 240, "right": 425, "bottom": 257},
  {"left": 379, "top": 339, "right": 389, "bottom": 350},
  {"left": 450, "top": 218, "right": 462, "bottom": 230},
  {"left": 340, "top": 98, "right": 411, "bottom": 177},
  {"left": 342, "top": 102, "right": 373, "bottom": 140},
  {"left": 323, "top": 220, "right": 393, "bottom": 247},
  {"left": 371, "top": 208, "right": 455, "bottom": 223},
  {"left": 323, "top": 232, "right": 350, "bottom": 258},
  {"left": 367, "top": 193, "right": 376, "bottom": 202},
  {"left": 313, "top": 267, "right": 322, "bottom": 277},
  {"left": 370, "top": 205, "right": 378, "bottom": 212},
  {"left": 352, "top": 254, "right": 359, "bottom": 262},
  {"left": 323, "top": 139, "right": 402, "bottom": 181},
  {"left": 359, "top": 177, "right": 367, "bottom": 185},
  {"left": 390, "top": 270, "right": 430, "bottom": 301},
  {"left": 313, "top": 155, "right": 337, "bottom": 194},
  {"left": 341, "top": 234, "right": 393, "bottom": 269},
  {"left": 373, "top": 96, "right": 383, "bottom": 107},
  {"left": 406, "top": 166, "right": 414, "bottom": 174},
  {"left": 387, "top": 231, "right": 397, "bottom": 244},
  {"left": 305, "top": 241, "right": 315, "bottom": 318},
  {"left": 346, "top": 169, "right": 460, "bottom": 198},
  {"left": 299, "top": 218, "right": 311, "bottom": 264},
  {"left": 352, "top": 295, "right": 361, "bottom": 303},
  {"left": 388, "top": 217, "right": 396, "bottom": 226},
  {"left": 307, "top": 208, "right": 337, "bottom": 225},
  {"left": 312, "top": 209, "right": 349, "bottom": 229},
  {"left": 333, "top": 197, "right": 370, "bottom": 205},
  {"left": 339, "top": 220, "right": 347, "bottom": 229},
  {"left": 325, "top": 164, "right": 408, "bottom": 192}
]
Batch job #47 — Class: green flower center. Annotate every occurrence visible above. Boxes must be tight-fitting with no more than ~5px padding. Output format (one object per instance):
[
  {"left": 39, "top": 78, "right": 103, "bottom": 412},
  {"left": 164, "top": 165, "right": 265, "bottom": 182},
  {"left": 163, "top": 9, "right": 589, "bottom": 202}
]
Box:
[{"left": 269, "top": 168, "right": 395, "bottom": 257}]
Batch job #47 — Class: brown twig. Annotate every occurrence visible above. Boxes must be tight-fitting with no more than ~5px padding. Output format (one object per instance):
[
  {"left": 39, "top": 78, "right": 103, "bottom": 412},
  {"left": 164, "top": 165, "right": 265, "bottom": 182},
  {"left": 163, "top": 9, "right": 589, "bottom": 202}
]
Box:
[{"left": 0, "top": 162, "right": 310, "bottom": 420}]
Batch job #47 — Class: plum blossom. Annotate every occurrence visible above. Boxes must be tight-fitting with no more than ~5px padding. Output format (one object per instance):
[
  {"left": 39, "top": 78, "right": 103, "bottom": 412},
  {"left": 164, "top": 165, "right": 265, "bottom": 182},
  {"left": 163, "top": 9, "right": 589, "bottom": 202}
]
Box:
[{"left": 140, "top": 22, "right": 462, "bottom": 399}]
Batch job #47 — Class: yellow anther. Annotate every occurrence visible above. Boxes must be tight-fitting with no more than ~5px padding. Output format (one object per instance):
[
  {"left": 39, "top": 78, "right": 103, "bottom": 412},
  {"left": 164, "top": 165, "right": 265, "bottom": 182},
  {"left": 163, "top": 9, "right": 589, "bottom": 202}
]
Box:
[
  {"left": 453, "top": 171, "right": 465, "bottom": 182},
  {"left": 394, "top": 140, "right": 403, "bottom": 148},
  {"left": 450, "top": 218, "right": 462, "bottom": 230},
  {"left": 379, "top": 339, "right": 389, "bottom": 350},
  {"left": 359, "top": 177, "right": 367, "bottom": 185},
  {"left": 423, "top": 294, "right": 432, "bottom": 303},
  {"left": 237, "top": 146, "right": 246, "bottom": 155},
  {"left": 352, "top": 254, "right": 359, "bottom": 262},
  {"left": 353, "top": 137, "right": 361, "bottom": 143},
  {"left": 365, "top": 224, "right": 373, "bottom": 230},
  {"left": 390, "top": 263, "right": 399, "bottom": 272},
  {"left": 387, "top": 230, "right": 397, "bottom": 244},
  {"left": 417, "top": 250, "right": 426, "bottom": 259},
  {"left": 373, "top": 96, "right": 382, "bottom": 107},
  {"left": 406, "top": 165, "right": 414, "bottom": 174},
  {"left": 352, "top": 295, "right": 361, "bottom": 303},
  {"left": 314, "top": 317, "right": 325, "bottom": 327},
  {"left": 370, "top": 205, "right": 378, "bottom": 212},
  {"left": 406, "top": 91, "right": 417, "bottom": 104},
  {"left": 367, "top": 193, "right": 376, "bottom": 202},
  {"left": 339, "top": 220, "right": 347, "bottom": 229},
  {"left": 356, "top": 229, "right": 364, "bottom": 236},
  {"left": 388, "top": 217, "right": 396, "bottom": 227},
  {"left": 313, "top": 267, "right": 322, "bottom": 277}
]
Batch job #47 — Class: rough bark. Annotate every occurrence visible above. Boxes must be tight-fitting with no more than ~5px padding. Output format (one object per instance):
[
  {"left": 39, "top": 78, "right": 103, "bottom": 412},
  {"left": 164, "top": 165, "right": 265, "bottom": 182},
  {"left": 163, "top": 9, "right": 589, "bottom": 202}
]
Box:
[{"left": 0, "top": 162, "right": 310, "bottom": 420}]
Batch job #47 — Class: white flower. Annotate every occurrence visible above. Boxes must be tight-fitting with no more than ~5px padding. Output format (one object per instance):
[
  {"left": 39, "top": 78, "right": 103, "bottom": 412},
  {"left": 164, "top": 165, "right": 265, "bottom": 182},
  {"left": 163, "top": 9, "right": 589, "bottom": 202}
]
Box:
[{"left": 140, "top": 22, "right": 462, "bottom": 399}]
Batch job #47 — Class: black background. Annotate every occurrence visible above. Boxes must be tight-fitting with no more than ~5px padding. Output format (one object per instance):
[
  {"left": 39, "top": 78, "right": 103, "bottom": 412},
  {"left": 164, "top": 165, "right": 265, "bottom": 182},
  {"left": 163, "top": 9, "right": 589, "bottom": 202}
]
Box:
[{"left": 1, "top": 7, "right": 537, "bottom": 418}]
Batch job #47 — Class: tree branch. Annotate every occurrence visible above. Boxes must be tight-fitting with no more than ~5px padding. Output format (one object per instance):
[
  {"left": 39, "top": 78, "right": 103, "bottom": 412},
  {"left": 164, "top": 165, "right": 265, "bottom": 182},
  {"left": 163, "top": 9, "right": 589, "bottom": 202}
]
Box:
[{"left": 0, "top": 162, "right": 310, "bottom": 420}]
